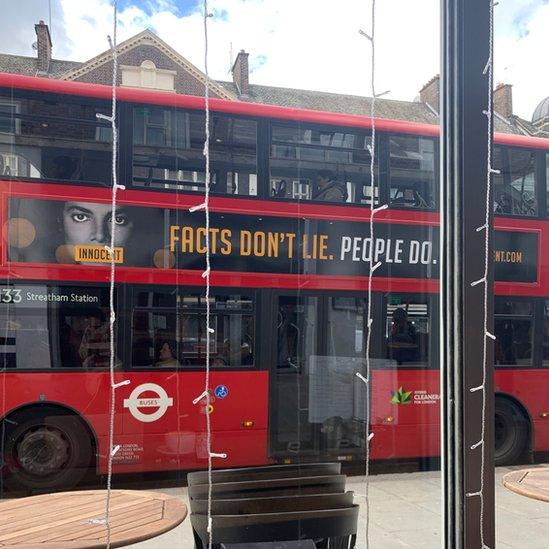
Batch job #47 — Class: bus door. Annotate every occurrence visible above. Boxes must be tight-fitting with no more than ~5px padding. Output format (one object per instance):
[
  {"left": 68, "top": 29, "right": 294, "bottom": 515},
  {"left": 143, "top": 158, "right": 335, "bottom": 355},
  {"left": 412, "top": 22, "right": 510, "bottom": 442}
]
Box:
[{"left": 269, "top": 293, "right": 370, "bottom": 459}]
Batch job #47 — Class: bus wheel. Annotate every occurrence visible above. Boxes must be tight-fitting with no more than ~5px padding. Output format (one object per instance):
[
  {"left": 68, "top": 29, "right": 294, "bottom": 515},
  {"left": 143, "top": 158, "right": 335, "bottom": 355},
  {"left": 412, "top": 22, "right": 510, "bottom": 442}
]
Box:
[
  {"left": 495, "top": 398, "right": 528, "bottom": 466},
  {"left": 2, "top": 408, "right": 93, "bottom": 492}
]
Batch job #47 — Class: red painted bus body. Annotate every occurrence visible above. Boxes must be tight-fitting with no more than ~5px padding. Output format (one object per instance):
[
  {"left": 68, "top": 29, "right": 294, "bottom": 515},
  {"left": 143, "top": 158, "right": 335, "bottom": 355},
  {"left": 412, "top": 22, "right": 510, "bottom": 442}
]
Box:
[{"left": 0, "top": 73, "right": 548, "bottom": 490}]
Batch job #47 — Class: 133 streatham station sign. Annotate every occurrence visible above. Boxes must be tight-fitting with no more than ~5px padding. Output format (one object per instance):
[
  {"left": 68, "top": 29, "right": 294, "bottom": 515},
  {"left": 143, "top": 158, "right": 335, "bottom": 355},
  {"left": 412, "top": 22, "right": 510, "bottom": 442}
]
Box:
[{"left": 7, "top": 198, "right": 539, "bottom": 283}]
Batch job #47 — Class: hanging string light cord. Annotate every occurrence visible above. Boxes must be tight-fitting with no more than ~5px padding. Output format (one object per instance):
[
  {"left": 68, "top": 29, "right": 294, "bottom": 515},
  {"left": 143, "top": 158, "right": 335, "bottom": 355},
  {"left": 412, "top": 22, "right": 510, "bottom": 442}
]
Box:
[
  {"left": 189, "top": 4, "right": 227, "bottom": 547},
  {"left": 466, "top": 2, "right": 497, "bottom": 549},
  {"left": 357, "top": 2, "right": 388, "bottom": 547},
  {"left": 98, "top": 2, "right": 129, "bottom": 547},
  {"left": 203, "top": 3, "right": 216, "bottom": 548}
]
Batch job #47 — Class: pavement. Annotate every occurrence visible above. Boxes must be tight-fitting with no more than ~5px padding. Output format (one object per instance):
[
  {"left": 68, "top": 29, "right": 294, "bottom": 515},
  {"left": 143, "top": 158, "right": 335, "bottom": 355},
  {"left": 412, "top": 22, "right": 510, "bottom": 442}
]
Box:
[{"left": 127, "top": 464, "right": 549, "bottom": 548}]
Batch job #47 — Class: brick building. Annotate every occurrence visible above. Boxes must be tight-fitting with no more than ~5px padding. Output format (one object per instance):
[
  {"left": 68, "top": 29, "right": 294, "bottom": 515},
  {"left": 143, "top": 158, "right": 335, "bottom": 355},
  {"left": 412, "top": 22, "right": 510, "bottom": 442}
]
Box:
[{"left": 0, "top": 20, "right": 546, "bottom": 137}]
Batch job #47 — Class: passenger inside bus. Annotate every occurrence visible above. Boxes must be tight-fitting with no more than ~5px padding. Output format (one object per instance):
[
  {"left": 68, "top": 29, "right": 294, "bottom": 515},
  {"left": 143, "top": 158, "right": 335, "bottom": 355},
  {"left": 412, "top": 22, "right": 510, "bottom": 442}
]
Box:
[
  {"left": 78, "top": 310, "right": 112, "bottom": 368},
  {"left": 312, "top": 170, "right": 347, "bottom": 202},
  {"left": 387, "top": 307, "right": 418, "bottom": 364},
  {"left": 212, "top": 339, "right": 253, "bottom": 366},
  {"left": 155, "top": 340, "right": 181, "bottom": 367}
]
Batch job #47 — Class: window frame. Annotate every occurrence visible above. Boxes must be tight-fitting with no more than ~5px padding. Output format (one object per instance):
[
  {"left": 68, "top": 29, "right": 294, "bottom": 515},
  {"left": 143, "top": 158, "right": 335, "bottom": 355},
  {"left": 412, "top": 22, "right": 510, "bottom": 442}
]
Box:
[
  {"left": 493, "top": 295, "right": 539, "bottom": 369},
  {"left": 267, "top": 119, "right": 379, "bottom": 206},
  {"left": 380, "top": 291, "right": 440, "bottom": 370},
  {"left": 0, "top": 88, "right": 113, "bottom": 187},
  {"left": 127, "top": 285, "right": 260, "bottom": 371},
  {"left": 129, "top": 103, "right": 259, "bottom": 198},
  {"left": 493, "top": 145, "right": 542, "bottom": 219},
  {"left": 385, "top": 132, "right": 439, "bottom": 212}
]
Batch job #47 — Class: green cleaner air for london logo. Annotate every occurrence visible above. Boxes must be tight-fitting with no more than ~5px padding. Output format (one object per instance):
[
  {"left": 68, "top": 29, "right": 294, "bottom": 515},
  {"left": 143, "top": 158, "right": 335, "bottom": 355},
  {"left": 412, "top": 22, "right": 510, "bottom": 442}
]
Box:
[{"left": 391, "top": 386, "right": 412, "bottom": 405}]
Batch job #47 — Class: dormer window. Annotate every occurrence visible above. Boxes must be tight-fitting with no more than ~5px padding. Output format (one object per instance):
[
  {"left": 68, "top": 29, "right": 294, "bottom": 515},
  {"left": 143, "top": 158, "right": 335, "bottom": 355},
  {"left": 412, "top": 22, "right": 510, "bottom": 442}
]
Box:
[{"left": 121, "top": 60, "right": 176, "bottom": 92}]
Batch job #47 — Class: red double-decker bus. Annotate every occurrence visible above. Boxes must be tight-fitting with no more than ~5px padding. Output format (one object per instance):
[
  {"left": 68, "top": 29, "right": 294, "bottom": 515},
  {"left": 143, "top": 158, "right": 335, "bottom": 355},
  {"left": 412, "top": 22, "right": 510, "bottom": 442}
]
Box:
[{"left": 0, "top": 73, "right": 547, "bottom": 491}]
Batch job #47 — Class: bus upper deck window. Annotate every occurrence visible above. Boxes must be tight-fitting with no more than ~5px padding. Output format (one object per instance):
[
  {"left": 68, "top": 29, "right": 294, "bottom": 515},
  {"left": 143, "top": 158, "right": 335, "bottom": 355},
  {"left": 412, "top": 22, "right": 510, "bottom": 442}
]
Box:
[
  {"left": 132, "top": 108, "right": 257, "bottom": 196},
  {"left": 389, "top": 135, "right": 436, "bottom": 210},
  {"left": 494, "top": 147, "right": 537, "bottom": 217},
  {"left": 269, "top": 123, "right": 376, "bottom": 205}
]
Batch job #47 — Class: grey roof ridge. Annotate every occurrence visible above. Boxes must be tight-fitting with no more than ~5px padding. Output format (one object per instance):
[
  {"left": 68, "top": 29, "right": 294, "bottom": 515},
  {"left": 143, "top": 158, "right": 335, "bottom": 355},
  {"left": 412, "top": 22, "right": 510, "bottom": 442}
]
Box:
[
  {"left": 0, "top": 53, "right": 81, "bottom": 65},
  {"left": 493, "top": 110, "right": 525, "bottom": 134},
  {"left": 216, "top": 79, "right": 428, "bottom": 107}
]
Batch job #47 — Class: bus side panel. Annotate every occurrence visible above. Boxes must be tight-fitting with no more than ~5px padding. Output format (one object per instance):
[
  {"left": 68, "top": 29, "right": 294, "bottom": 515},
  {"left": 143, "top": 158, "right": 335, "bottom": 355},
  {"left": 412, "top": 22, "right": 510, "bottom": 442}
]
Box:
[
  {"left": 371, "top": 369, "right": 440, "bottom": 460},
  {"left": 0, "top": 372, "right": 119, "bottom": 437},
  {"left": 495, "top": 369, "right": 549, "bottom": 451},
  {"left": 98, "top": 370, "right": 270, "bottom": 474}
]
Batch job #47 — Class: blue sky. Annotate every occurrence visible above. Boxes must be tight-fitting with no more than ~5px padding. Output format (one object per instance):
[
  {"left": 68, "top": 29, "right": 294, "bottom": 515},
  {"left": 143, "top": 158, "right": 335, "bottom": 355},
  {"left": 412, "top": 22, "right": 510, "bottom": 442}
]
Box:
[{"left": 1, "top": 0, "right": 548, "bottom": 120}]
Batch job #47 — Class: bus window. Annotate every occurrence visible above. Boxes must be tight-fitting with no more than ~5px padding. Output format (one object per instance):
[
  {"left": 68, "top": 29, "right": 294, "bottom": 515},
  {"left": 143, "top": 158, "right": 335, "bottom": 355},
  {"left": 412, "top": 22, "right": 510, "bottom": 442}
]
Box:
[
  {"left": 269, "top": 123, "right": 377, "bottom": 205},
  {"left": 327, "top": 297, "right": 366, "bottom": 358},
  {"left": 389, "top": 135, "right": 436, "bottom": 209},
  {"left": 543, "top": 300, "right": 549, "bottom": 367},
  {"left": 546, "top": 153, "right": 549, "bottom": 216},
  {"left": 494, "top": 147, "right": 537, "bottom": 216},
  {"left": 131, "top": 290, "right": 255, "bottom": 368},
  {"left": 132, "top": 107, "right": 257, "bottom": 196},
  {"left": 131, "top": 310, "right": 179, "bottom": 367},
  {"left": 385, "top": 297, "right": 431, "bottom": 366},
  {"left": 494, "top": 299, "right": 534, "bottom": 366},
  {"left": 0, "top": 285, "right": 113, "bottom": 369},
  {"left": 276, "top": 296, "right": 318, "bottom": 369},
  {"left": 0, "top": 92, "right": 112, "bottom": 184}
]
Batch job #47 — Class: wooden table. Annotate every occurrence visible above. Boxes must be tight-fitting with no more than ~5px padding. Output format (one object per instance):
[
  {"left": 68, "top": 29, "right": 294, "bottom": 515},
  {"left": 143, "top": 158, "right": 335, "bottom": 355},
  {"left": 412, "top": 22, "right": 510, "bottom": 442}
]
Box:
[
  {"left": 0, "top": 490, "right": 187, "bottom": 548},
  {"left": 503, "top": 468, "right": 549, "bottom": 503}
]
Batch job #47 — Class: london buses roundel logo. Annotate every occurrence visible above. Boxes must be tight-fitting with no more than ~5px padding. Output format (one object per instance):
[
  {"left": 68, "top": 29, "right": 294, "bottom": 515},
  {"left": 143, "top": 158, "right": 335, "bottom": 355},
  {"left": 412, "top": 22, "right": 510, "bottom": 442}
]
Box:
[{"left": 123, "top": 383, "right": 174, "bottom": 423}]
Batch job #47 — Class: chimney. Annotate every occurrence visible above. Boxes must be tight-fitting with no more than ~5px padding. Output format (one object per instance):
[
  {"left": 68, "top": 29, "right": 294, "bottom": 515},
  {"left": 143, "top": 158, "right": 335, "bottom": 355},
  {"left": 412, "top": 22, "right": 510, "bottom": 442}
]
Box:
[
  {"left": 419, "top": 75, "right": 440, "bottom": 113},
  {"left": 494, "top": 83, "right": 513, "bottom": 120},
  {"left": 232, "top": 50, "right": 249, "bottom": 96},
  {"left": 35, "top": 20, "right": 52, "bottom": 73}
]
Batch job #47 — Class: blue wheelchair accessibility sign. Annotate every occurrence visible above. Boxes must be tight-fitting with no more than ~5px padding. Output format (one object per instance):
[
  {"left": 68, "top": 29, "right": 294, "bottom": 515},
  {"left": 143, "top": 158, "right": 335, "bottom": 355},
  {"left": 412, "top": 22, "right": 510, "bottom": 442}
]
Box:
[{"left": 214, "top": 385, "right": 229, "bottom": 399}]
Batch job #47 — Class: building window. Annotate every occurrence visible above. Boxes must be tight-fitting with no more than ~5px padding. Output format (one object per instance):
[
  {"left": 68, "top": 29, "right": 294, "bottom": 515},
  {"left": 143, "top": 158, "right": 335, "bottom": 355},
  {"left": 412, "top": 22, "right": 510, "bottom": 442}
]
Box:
[{"left": 121, "top": 60, "right": 176, "bottom": 92}]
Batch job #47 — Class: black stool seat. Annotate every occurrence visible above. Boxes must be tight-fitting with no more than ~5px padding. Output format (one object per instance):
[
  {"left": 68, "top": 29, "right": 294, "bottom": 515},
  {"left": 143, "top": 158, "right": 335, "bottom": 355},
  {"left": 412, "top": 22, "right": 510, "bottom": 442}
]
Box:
[
  {"left": 191, "top": 506, "right": 359, "bottom": 548},
  {"left": 188, "top": 463, "right": 341, "bottom": 486},
  {"left": 219, "top": 542, "right": 316, "bottom": 548},
  {"left": 188, "top": 475, "right": 346, "bottom": 501},
  {"left": 189, "top": 491, "right": 354, "bottom": 515}
]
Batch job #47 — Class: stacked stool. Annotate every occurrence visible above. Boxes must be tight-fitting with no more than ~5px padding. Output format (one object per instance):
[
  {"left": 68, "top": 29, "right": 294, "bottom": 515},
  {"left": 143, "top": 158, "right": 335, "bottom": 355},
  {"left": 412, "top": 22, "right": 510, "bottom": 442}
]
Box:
[{"left": 187, "top": 463, "right": 358, "bottom": 548}]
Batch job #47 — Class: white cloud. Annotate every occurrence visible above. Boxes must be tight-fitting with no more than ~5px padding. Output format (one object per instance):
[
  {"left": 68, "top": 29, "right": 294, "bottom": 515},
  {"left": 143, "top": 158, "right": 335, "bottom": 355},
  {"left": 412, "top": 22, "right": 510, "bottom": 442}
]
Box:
[
  {"left": 55, "top": 0, "right": 440, "bottom": 102},
  {"left": 494, "top": 2, "right": 549, "bottom": 121},
  {"left": 3, "top": 0, "right": 548, "bottom": 120}
]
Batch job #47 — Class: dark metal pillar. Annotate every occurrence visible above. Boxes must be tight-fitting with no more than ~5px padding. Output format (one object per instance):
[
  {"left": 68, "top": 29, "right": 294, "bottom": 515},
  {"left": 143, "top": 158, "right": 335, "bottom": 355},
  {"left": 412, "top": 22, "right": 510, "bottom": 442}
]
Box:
[{"left": 440, "top": 0, "right": 495, "bottom": 547}]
